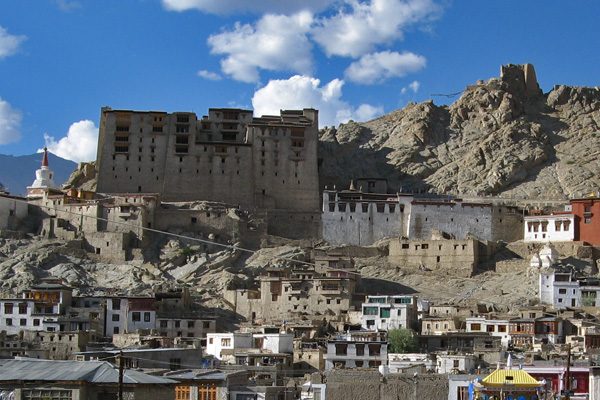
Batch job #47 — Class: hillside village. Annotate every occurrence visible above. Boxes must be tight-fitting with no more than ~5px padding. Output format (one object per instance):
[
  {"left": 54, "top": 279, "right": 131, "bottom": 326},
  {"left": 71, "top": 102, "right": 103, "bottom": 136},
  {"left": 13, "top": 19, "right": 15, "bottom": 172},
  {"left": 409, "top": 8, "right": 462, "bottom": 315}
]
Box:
[{"left": 1, "top": 64, "right": 600, "bottom": 400}]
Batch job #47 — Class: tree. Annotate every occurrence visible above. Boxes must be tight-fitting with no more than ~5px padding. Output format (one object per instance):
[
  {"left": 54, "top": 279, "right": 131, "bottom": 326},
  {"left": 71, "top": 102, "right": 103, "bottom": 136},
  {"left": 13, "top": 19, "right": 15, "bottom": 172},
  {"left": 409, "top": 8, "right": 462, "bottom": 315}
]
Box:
[{"left": 387, "top": 328, "right": 419, "bottom": 353}]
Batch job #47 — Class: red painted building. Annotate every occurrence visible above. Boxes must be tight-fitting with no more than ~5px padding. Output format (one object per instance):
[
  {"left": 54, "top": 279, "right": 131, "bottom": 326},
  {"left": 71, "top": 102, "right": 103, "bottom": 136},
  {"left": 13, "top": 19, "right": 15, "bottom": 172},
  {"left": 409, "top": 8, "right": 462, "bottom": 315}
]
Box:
[
  {"left": 571, "top": 197, "right": 600, "bottom": 245},
  {"left": 525, "top": 366, "right": 589, "bottom": 399}
]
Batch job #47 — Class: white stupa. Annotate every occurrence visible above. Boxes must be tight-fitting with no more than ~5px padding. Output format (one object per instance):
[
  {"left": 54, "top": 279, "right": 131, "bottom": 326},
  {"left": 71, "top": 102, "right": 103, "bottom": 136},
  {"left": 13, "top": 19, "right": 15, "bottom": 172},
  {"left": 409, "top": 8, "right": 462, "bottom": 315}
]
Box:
[
  {"left": 539, "top": 243, "right": 559, "bottom": 268},
  {"left": 27, "top": 147, "right": 59, "bottom": 198}
]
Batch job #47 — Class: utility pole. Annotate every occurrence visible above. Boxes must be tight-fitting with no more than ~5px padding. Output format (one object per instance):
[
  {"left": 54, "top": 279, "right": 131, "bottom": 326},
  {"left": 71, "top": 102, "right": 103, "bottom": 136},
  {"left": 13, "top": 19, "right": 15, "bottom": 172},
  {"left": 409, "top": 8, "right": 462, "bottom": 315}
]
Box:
[
  {"left": 564, "top": 343, "right": 571, "bottom": 400},
  {"left": 118, "top": 350, "right": 124, "bottom": 400}
]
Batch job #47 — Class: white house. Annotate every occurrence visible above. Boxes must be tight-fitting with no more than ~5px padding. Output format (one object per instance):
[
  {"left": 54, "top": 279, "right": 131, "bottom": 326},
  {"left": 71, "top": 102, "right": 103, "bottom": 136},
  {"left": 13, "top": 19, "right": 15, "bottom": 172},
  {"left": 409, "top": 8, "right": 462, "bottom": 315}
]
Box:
[
  {"left": 436, "top": 353, "right": 478, "bottom": 374},
  {"left": 252, "top": 332, "right": 294, "bottom": 354},
  {"left": 465, "top": 317, "right": 511, "bottom": 347},
  {"left": 524, "top": 213, "right": 574, "bottom": 242},
  {"left": 105, "top": 297, "right": 156, "bottom": 337},
  {"left": 325, "top": 331, "right": 388, "bottom": 370},
  {"left": 539, "top": 268, "right": 580, "bottom": 309},
  {"left": 205, "top": 333, "right": 253, "bottom": 360},
  {"left": 360, "top": 295, "right": 418, "bottom": 331}
]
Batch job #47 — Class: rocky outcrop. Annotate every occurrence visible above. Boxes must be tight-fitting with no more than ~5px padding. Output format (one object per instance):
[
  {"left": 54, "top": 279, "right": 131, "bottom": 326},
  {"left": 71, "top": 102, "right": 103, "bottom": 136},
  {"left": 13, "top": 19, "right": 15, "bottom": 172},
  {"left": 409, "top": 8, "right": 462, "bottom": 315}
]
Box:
[
  {"left": 63, "top": 161, "right": 97, "bottom": 191},
  {"left": 320, "top": 64, "right": 600, "bottom": 199}
]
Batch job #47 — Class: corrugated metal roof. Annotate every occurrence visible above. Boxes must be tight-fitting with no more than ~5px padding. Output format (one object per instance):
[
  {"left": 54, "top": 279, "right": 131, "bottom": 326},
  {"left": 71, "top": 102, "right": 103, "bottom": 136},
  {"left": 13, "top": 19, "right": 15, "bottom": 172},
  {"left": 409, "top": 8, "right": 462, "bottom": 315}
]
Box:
[
  {"left": 481, "top": 368, "right": 541, "bottom": 388},
  {"left": 0, "top": 359, "right": 175, "bottom": 385}
]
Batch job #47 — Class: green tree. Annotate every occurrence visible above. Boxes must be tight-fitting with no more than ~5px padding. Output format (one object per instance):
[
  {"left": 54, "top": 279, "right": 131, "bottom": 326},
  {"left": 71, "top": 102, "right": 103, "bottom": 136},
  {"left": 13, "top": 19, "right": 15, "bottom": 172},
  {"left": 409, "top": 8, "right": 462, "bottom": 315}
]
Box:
[{"left": 387, "top": 328, "right": 419, "bottom": 353}]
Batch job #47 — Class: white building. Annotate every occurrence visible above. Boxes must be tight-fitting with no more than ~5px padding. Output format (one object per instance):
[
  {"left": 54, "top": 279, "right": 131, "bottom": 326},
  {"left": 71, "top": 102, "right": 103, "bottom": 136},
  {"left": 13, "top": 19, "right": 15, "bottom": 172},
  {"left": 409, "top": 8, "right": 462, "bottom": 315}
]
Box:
[
  {"left": 360, "top": 295, "right": 418, "bottom": 331},
  {"left": 436, "top": 353, "right": 478, "bottom": 374},
  {"left": 325, "top": 331, "right": 388, "bottom": 370},
  {"left": 539, "top": 268, "right": 580, "bottom": 309},
  {"left": 105, "top": 297, "right": 156, "bottom": 337},
  {"left": 387, "top": 353, "right": 434, "bottom": 373},
  {"left": 0, "top": 280, "right": 72, "bottom": 334},
  {"left": 205, "top": 333, "right": 253, "bottom": 360},
  {"left": 465, "top": 317, "right": 511, "bottom": 347},
  {"left": 524, "top": 213, "right": 575, "bottom": 242},
  {"left": 26, "top": 147, "right": 59, "bottom": 199},
  {"left": 252, "top": 332, "right": 294, "bottom": 354}
]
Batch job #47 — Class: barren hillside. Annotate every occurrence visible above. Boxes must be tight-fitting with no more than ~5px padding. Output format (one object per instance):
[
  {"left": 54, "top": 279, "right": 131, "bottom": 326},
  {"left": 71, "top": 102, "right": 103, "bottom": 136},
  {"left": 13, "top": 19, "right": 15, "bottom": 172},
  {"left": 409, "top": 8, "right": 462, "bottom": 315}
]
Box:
[{"left": 320, "top": 65, "right": 600, "bottom": 199}]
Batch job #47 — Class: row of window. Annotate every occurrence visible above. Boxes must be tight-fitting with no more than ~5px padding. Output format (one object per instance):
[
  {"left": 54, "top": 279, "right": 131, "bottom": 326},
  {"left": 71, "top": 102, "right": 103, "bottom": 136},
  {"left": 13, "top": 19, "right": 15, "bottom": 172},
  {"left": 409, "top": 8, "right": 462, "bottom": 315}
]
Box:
[{"left": 4, "top": 318, "right": 41, "bottom": 327}]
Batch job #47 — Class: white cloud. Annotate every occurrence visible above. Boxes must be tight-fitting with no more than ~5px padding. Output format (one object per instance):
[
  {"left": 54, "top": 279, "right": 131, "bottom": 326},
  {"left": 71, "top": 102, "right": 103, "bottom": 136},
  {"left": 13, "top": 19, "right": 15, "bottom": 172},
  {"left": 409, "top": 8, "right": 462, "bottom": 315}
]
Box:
[
  {"left": 0, "top": 26, "right": 26, "bottom": 59},
  {"left": 312, "top": 0, "right": 441, "bottom": 57},
  {"left": 55, "top": 0, "right": 82, "bottom": 12},
  {"left": 345, "top": 51, "right": 426, "bottom": 84},
  {"left": 44, "top": 120, "right": 98, "bottom": 163},
  {"left": 197, "top": 69, "right": 222, "bottom": 81},
  {"left": 400, "top": 80, "right": 420, "bottom": 94},
  {"left": 162, "top": 0, "right": 335, "bottom": 14},
  {"left": 0, "top": 98, "right": 22, "bottom": 145},
  {"left": 251, "top": 75, "right": 383, "bottom": 127},
  {"left": 408, "top": 80, "right": 420, "bottom": 92},
  {"left": 208, "top": 12, "right": 314, "bottom": 83}
]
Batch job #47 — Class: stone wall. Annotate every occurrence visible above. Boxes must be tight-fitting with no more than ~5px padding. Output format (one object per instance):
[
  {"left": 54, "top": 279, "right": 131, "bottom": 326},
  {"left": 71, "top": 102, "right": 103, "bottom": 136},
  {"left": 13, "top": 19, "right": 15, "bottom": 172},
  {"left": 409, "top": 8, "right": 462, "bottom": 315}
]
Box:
[
  {"left": 321, "top": 191, "right": 413, "bottom": 246},
  {"left": 325, "top": 370, "right": 449, "bottom": 400},
  {"left": 0, "top": 195, "right": 28, "bottom": 230},
  {"left": 389, "top": 238, "right": 479, "bottom": 277},
  {"left": 408, "top": 201, "right": 522, "bottom": 242}
]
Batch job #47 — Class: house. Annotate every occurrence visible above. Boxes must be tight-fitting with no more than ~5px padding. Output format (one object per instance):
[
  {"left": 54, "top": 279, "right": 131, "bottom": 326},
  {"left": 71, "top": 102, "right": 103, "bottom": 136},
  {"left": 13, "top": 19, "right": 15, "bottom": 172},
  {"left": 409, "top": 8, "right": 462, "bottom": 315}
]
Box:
[
  {"left": 360, "top": 295, "right": 418, "bottom": 331},
  {"left": 0, "top": 279, "right": 74, "bottom": 334},
  {"left": 524, "top": 212, "right": 575, "bottom": 242},
  {"left": 104, "top": 296, "right": 156, "bottom": 337},
  {"left": 167, "top": 369, "right": 248, "bottom": 400},
  {"left": 206, "top": 333, "right": 253, "bottom": 360},
  {"left": 325, "top": 331, "right": 387, "bottom": 370},
  {"left": 421, "top": 316, "right": 458, "bottom": 335},
  {"left": 0, "top": 358, "right": 176, "bottom": 400},
  {"left": 465, "top": 316, "right": 510, "bottom": 347},
  {"left": 570, "top": 196, "right": 600, "bottom": 245},
  {"left": 435, "top": 353, "right": 478, "bottom": 374}
]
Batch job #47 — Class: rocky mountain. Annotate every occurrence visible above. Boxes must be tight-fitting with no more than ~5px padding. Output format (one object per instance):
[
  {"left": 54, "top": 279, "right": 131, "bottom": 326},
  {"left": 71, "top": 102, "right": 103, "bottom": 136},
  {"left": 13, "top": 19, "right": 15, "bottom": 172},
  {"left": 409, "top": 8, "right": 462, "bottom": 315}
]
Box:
[
  {"left": 320, "top": 64, "right": 600, "bottom": 199},
  {"left": 0, "top": 152, "right": 77, "bottom": 196}
]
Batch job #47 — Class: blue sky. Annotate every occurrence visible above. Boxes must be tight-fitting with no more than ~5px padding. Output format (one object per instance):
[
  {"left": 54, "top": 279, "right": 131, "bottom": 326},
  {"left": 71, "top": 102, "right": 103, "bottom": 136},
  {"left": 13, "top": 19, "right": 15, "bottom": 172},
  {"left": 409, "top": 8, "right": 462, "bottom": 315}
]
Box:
[{"left": 0, "top": 0, "right": 598, "bottom": 162}]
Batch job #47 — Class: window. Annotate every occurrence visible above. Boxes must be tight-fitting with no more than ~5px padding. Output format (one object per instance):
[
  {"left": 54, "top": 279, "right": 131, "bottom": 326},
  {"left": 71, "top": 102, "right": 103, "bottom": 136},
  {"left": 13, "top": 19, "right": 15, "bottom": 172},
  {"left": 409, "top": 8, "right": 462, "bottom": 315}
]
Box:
[
  {"left": 199, "top": 384, "right": 218, "bottom": 400},
  {"left": 18, "top": 303, "right": 27, "bottom": 314},
  {"left": 4, "top": 303, "right": 13, "bottom": 314},
  {"left": 559, "top": 289, "right": 567, "bottom": 294},
  {"left": 160, "top": 320, "right": 168, "bottom": 328},
  {"left": 33, "top": 319, "right": 40, "bottom": 326},
  {"left": 585, "top": 217, "right": 592, "bottom": 224},
  {"left": 20, "top": 319, "right": 26, "bottom": 326},
  {"left": 188, "top": 321, "right": 195, "bottom": 328},
  {"left": 203, "top": 321, "right": 211, "bottom": 329},
  {"left": 112, "top": 314, "right": 120, "bottom": 322},
  {"left": 175, "top": 320, "right": 181, "bottom": 328},
  {"left": 22, "top": 389, "right": 72, "bottom": 400},
  {"left": 132, "top": 312, "right": 141, "bottom": 322},
  {"left": 380, "top": 308, "right": 391, "bottom": 318},
  {"left": 221, "top": 338, "right": 231, "bottom": 346},
  {"left": 5, "top": 318, "right": 12, "bottom": 326},
  {"left": 144, "top": 312, "right": 151, "bottom": 322},
  {"left": 453, "top": 360, "right": 460, "bottom": 368},
  {"left": 111, "top": 299, "right": 121, "bottom": 310},
  {"left": 175, "top": 385, "right": 191, "bottom": 400},
  {"left": 470, "top": 323, "right": 481, "bottom": 331},
  {"left": 113, "top": 326, "right": 119, "bottom": 334}
]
